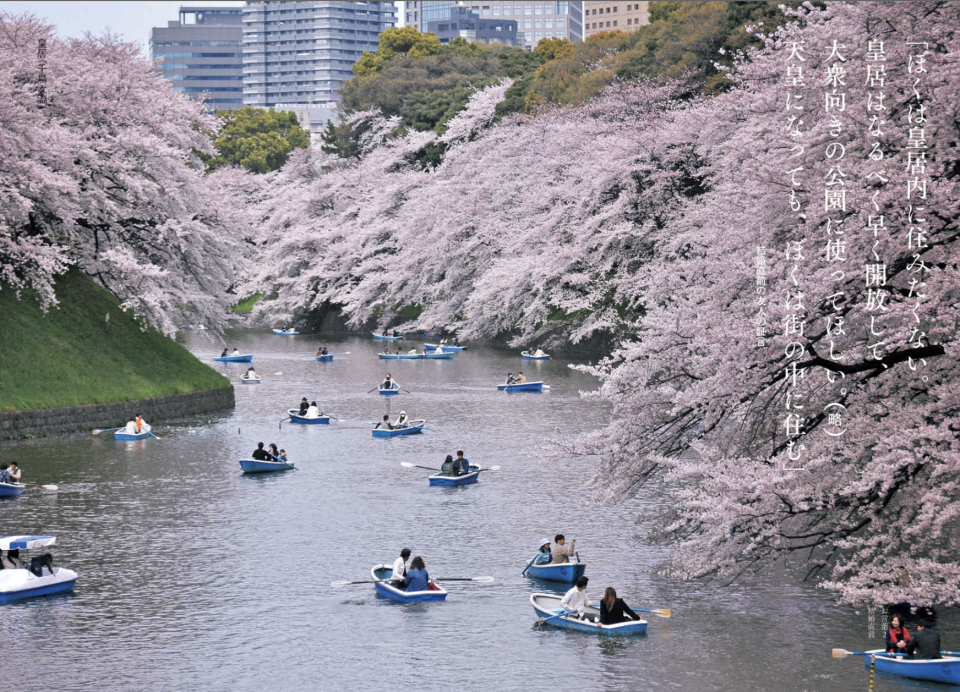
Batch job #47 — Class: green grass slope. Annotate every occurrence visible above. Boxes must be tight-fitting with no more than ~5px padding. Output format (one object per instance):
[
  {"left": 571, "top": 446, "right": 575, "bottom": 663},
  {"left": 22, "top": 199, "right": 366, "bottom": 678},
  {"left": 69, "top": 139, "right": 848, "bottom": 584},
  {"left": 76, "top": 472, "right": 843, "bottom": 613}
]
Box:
[{"left": 0, "top": 269, "right": 229, "bottom": 412}]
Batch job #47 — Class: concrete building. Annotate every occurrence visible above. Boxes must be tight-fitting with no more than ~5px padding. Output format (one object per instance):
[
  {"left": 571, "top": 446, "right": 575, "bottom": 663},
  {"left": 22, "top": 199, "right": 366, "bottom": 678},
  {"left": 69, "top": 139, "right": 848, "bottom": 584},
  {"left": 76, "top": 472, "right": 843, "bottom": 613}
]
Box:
[
  {"left": 242, "top": 1, "right": 397, "bottom": 110},
  {"left": 404, "top": 1, "right": 572, "bottom": 50},
  {"left": 150, "top": 6, "right": 245, "bottom": 112},
  {"left": 569, "top": 1, "right": 649, "bottom": 42},
  {"left": 427, "top": 6, "right": 519, "bottom": 46},
  {"left": 275, "top": 103, "right": 340, "bottom": 143}
]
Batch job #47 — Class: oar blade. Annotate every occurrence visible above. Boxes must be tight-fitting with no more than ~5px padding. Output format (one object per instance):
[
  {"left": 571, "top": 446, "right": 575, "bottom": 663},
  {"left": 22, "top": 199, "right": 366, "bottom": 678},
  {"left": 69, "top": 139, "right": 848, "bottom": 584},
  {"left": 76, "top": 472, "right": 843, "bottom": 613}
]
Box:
[
  {"left": 487, "top": 465, "right": 501, "bottom": 471},
  {"left": 42, "top": 484, "right": 59, "bottom": 491},
  {"left": 653, "top": 609, "right": 670, "bottom": 618},
  {"left": 831, "top": 648, "right": 852, "bottom": 659},
  {"left": 472, "top": 576, "right": 495, "bottom": 582},
  {"left": 400, "top": 462, "right": 416, "bottom": 468},
  {"left": 330, "top": 580, "right": 352, "bottom": 587}
]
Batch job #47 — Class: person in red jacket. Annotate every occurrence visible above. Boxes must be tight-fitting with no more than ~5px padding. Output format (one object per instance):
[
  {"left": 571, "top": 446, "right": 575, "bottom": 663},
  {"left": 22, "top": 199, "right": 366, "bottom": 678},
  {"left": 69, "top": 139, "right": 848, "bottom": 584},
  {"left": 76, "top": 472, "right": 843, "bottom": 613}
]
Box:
[{"left": 886, "top": 614, "right": 911, "bottom": 654}]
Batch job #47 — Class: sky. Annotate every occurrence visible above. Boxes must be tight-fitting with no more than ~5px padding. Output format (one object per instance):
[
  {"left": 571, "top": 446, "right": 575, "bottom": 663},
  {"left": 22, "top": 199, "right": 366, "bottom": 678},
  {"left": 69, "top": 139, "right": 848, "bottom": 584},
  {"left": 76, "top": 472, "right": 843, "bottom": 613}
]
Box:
[{"left": 0, "top": 1, "right": 405, "bottom": 54}]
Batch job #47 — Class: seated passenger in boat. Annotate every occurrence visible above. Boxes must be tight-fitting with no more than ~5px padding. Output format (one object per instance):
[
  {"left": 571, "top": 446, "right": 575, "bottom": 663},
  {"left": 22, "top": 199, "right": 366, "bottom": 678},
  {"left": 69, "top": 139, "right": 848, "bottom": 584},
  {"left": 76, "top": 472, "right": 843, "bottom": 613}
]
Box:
[
  {"left": 392, "top": 330, "right": 400, "bottom": 337},
  {"left": 906, "top": 619, "right": 941, "bottom": 660},
  {"left": 245, "top": 367, "right": 257, "bottom": 378},
  {"left": 0, "top": 464, "right": 11, "bottom": 484},
  {"left": 381, "top": 374, "right": 395, "bottom": 390},
  {"left": 452, "top": 338, "right": 460, "bottom": 346},
  {"left": 440, "top": 455, "right": 455, "bottom": 476},
  {"left": 599, "top": 587, "right": 640, "bottom": 626},
  {"left": 391, "top": 548, "right": 411, "bottom": 585},
  {"left": 403, "top": 556, "right": 429, "bottom": 592},
  {"left": 407, "top": 349, "right": 419, "bottom": 355},
  {"left": 534, "top": 539, "right": 552, "bottom": 565},
  {"left": 516, "top": 371, "right": 527, "bottom": 384},
  {"left": 316, "top": 346, "right": 328, "bottom": 356},
  {"left": 268, "top": 444, "right": 280, "bottom": 460},
  {"left": 29, "top": 553, "right": 55, "bottom": 577},
  {"left": 231, "top": 348, "right": 240, "bottom": 356},
  {"left": 123, "top": 420, "right": 140, "bottom": 436},
  {"left": 559, "top": 576, "right": 590, "bottom": 619},
  {"left": 395, "top": 347, "right": 403, "bottom": 355},
  {"left": 887, "top": 615, "right": 910, "bottom": 654},
  {"left": 375, "top": 415, "right": 394, "bottom": 431},
  {"left": 394, "top": 411, "right": 408, "bottom": 428},
  {"left": 453, "top": 451, "right": 470, "bottom": 476},
  {"left": 278, "top": 449, "right": 288, "bottom": 462},
  {"left": 551, "top": 534, "right": 576, "bottom": 564},
  {"left": 221, "top": 348, "right": 229, "bottom": 357},
  {"left": 298, "top": 397, "right": 309, "bottom": 415},
  {"left": 8, "top": 462, "right": 20, "bottom": 482},
  {"left": 0, "top": 549, "right": 24, "bottom": 569},
  {"left": 505, "top": 372, "right": 517, "bottom": 385},
  {"left": 533, "top": 349, "right": 546, "bottom": 358},
  {"left": 306, "top": 401, "right": 321, "bottom": 418},
  {"left": 251, "top": 442, "right": 271, "bottom": 461}
]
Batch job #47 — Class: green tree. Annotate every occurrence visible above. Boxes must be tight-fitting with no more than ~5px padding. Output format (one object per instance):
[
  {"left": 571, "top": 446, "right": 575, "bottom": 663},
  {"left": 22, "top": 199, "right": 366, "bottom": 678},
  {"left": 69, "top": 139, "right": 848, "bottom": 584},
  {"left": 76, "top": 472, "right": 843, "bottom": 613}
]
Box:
[{"left": 203, "top": 107, "right": 309, "bottom": 173}]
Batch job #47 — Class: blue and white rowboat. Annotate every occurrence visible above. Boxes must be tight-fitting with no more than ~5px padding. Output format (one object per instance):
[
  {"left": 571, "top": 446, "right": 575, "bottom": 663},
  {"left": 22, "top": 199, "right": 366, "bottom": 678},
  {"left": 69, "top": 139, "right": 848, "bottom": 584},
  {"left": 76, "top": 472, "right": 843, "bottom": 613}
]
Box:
[
  {"left": 273, "top": 328, "right": 299, "bottom": 336},
  {"left": 378, "top": 353, "right": 423, "bottom": 360},
  {"left": 0, "top": 483, "right": 25, "bottom": 498},
  {"left": 424, "top": 351, "right": 454, "bottom": 360},
  {"left": 521, "top": 351, "right": 550, "bottom": 360},
  {"left": 379, "top": 384, "right": 401, "bottom": 396},
  {"left": 526, "top": 561, "right": 586, "bottom": 583},
  {"left": 863, "top": 650, "right": 960, "bottom": 685},
  {"left": 371, "top": 565, "right": 447, "bottom": 602},
  {"left": 214, "top": 354, "right": 253, "bottom": 363},
  {"left": 287, "top": 409, "right": 330, "bottom": 425},
  {"left": 186, "top": 325, "right": 208, "bottom": 332},
  {"left": 429, "top": 465, "right": 481, "bottom": 486},
  {"left": 0, "top": 536, "right": 78, "bottom": 604},
  {"left": 240, "top": 374, "right": 261, "bottom": 384},
  {"left": 372, "top": 421, "right": 425, "bottom": 438},
  {"left": 240, "top": 459, "right": 295, "bottom": 473},
  {"left": 497, "top": 381, "right": 544, "bottom": 393},
  {"left": 530, "top": 593, "right": 647, "bottom": 636},
  {"left": 114, "top": 430, "right": 151, "bottom": 441},
  {"left": 316, "top": 354, "right": 333, "bottom": 362},
  {"left": 424, "top": 343, "right": 467, "bottom": 352},
  {"left": 373, "top": 333, "right": 403, "bottom": 341}
]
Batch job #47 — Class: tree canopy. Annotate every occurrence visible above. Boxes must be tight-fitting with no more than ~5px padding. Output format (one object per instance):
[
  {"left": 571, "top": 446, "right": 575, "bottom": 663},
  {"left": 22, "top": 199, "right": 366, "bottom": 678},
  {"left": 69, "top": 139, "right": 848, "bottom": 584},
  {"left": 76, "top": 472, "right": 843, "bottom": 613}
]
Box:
[{"left": 203, "top": 107, "right": 309, "bottom": 174}]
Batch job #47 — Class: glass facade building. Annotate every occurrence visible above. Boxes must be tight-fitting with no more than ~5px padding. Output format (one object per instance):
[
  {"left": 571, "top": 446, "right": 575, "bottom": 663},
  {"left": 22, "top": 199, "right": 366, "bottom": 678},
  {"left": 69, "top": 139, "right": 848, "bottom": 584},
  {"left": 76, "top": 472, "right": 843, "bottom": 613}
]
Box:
[
  {"left": 150, "top": 7, "right": 245, "bottom": 111},
  {"left": 404, "top": 1, "right": 571, "bottom": 49},
  {"left": 242, "top": 1, "right": 397, "bottom": 109}
]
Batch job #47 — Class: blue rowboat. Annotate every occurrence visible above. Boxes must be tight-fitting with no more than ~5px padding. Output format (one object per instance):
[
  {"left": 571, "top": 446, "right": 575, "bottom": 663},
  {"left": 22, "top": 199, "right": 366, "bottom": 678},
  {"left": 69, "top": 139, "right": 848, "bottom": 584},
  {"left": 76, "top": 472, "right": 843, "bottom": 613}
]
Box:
[
  {"left": 424, "top": 351, "right": 454, "bottom": 360},
  {"left": 423, "top": 331, "right": 441, "bottom": 338},
  {"left": 372, "top": 421, "right": 425, "bottom": 438},
  {"left": 240, "top": 459, "right": 294, "bottom": 473},
  {"left": 429, "top": 465, "right": 481, "bottom": 486},
  {"left": 114, "top": 430, "right": 151, "bottom": 441},
  {"left": 378, "top": 353, "right": 423, "bottom": 360},
  {"left": 521, "top": 350, "right": 550, "bottom": 360},
  {"left": 316, "top": 354, "right": 333, "bottom": 362},
  {"left": 273, "top": 328, "right": 299, "bottom": 336},
  {"left": 240, "top": 375, "right": 261, "bottom": 384},
  {"left": 424, "top": 343, "right": 467, "bottom": 352},
  {"left": 287, "top": 409, "right": 330, "bottom": 425},
  {"left": 864, "top": 650, "right": 960, "bottom": 685},
  {"left": 526, "top": 561, "right": 586, "bottom": 583},
  {"left": 0, "top": 536, "right": 78, "bottom": 604},
  {"left": 214, "top": 354, "right": 253, "bottom": 363},
  {"left": 371, "top": 565, "right": 447, "bottom": 602},
  {"left": 530, "top": 593, "right": 647, "bottom": 636},
  {"left": 373, "top": 333, "right": 403, "bottom": 341},
  {"left": 0, "top": 483, "right": 25, "bottom": 498},
  {"left": 379, "top": 384, "right": 400, "bottom": 396},
  {"left": 186, "top": 325, "right": 208, "bottom": 332},
  {"left": 497, "top": 381, "right": 544, "bottom": 393}
]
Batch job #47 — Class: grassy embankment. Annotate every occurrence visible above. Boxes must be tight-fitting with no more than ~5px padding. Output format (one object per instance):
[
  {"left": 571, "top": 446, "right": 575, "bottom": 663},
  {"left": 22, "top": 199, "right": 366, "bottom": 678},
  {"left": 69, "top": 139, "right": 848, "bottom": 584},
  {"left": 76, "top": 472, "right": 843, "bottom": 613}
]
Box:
[{"left": 0, "top": 269, "right": 229, "bottom": 412}]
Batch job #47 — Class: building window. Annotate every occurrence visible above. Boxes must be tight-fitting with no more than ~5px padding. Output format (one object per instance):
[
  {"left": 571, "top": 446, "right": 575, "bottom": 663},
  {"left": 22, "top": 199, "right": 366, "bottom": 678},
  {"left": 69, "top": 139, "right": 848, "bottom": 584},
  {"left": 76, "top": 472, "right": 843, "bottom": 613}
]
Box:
[
  {"left": 606, "top": 20, "right": 610, "bottom": 26},
  {"left": 535, "top": 5, "right": 542, "bottom": 14},
  {"left": 613, "top": 20, "right": 617, "bottom": 26},
  {"left": 494, "top": 6, "right": 500, "bottom": 14},
  {"left": 525, "top": 5, "right": 532, "bottom": 15},
  {"left": 613, "top": 5, "right": 617, "bottom": 11},
  {"left": 545, "top": 4, "right": 553, "bottom": 14},
  {"left": 535, "top": 17, "right": 541, "bottom": 27},
  {"left": 627, "top": 18, "right": 631, "bottom": 24},
  {"left": 525, "top": 18, "right": 531, "bottom": 27},
  {"left": 483, "top": 8, "right": 490, "bottom": 15},
  {"left": 591, "top": 8, "right": 596, "bottom": 14}
]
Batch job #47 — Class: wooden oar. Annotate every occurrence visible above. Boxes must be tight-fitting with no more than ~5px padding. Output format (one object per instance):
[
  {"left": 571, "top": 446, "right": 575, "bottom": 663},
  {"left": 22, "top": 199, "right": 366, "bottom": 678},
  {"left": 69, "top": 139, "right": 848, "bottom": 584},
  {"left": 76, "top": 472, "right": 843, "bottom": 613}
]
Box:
[
  {"left": 538, "top": 610, "right": 574, "bottom": 625},
  {"left": 331, "top": 576, "right": 493, "bottom": 588},
  {"left": 430, "top": 576, "right": 494, "bottom": 583},
  {"left": 400, "top": 462, "right": 440, "bottom": 472},
  {"left": 92, "top": 426, "right": 125, "bottom": 435},
  {"left": 401, "top": 388, "right": 411, "bottom": 394},
  {"left": 147, "top": 430, "right": 162, "bottom": 440},
  {"left": 832, "top": 649, "right": 906, "bottom": 659},
  {"left": 589, "top": 603, "right": 670, "bottom": 618},
  {"left": 476, "top": 466, "right": 500, "bottom": 472},
  {"left": 22, "top": 482, "right": 59, "bottom": 491}
]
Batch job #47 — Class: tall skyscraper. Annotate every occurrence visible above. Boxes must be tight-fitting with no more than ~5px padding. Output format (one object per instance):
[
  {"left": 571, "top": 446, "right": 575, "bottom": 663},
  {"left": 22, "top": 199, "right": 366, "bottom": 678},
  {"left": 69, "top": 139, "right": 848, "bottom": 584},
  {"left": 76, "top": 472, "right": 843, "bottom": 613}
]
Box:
[
  {"left": 403, "top": 2, "right": 571, "bottom": 50},
  {"left": 150, "top": 6, "right": 245, "bottom": 112},
  {"left": 569, "top": 1, "right": 649, "bottom": 42},
  {"left": 242, "top": 1, "right": 397, "bottom": 110}
]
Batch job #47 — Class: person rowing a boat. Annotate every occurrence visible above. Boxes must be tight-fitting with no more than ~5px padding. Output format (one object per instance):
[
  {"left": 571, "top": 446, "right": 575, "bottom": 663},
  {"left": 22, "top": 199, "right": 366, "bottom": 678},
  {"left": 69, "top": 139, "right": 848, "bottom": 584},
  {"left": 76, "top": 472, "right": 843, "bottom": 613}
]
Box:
[
  {"left": 453, "top": 451, "right": 470, "bottom": 476},
  {"left": 375, "top": 415, "right": 394, "bottom": 431},
  {"left": 391, "top": 548, "right": 411, "bottom": 586},
  {"left": 231, "top": 348, "right": 240, "bottom": 356},
  {"left": 306, "top": 401, "right": 321, "bottom": 418},
  {"left": 392, "top": 329, "right": 400, "bottom": 337},
  {"left": 452, "top": 337, "right": 461, "bottom": 346},
  {"left": 7, "top": 461, "right": 21, "bottom": 483},
  {"left": 403, "top": 556, "right": 430, "bottom": 592},
  {"left": 560, "top": 576, "right": 590, "bottom": 619},
  {"left": 599, "top": 587, "right": 641, "bottom": 627},
  {"left": 245, "top": 366, "right": 257, "bottom": 378},
  {"left": 394, "top": 411, "right": 408, "bottom": 428},
  {"left": 298, "top": 397, "right": 309, "bottom": 415},
  {"left": 551, "top": 534, "right": 576, "bottom": 564},
  {"left": 221, "top": 348, "right": 229, "bottom": 357},
  {"left": 316, "top": 346, "right": 328, "bottom": 356},
  {"left": 251, "top": 442, "right": 271, "bottom": 461},
  {"left": 395, "top": 347, "right": 403, "bottom": 355},
  {"left": 381, "top": 373, "right": 396, "bottom": 391},
  {"left": 533, "top": 539, "right": 552, "bottom": 565},
  {"left": 906, "top": 619, "right": 942, "bottom": 660},
  {"left": 122, "top": 417, "right": 151, "bottom": 436},
  {"left": 515, "top": 371, "right": 528, "bottom": 384},
  {"left": 505, "top": 372, "right": 517, "bottom": 385},
  {"left": 278, "top": 449, "right": 288, "bottom": 462},
  {"left": 533, "top": 348, "right": 546, "bottom": 358}
]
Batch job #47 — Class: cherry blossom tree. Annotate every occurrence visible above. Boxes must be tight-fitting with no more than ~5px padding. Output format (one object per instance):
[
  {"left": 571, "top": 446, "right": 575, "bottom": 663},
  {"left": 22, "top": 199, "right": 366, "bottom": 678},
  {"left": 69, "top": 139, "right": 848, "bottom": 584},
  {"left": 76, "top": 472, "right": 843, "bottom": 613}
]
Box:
[{"left": 0, "top": 13, "right": 246, "bottom": 334}]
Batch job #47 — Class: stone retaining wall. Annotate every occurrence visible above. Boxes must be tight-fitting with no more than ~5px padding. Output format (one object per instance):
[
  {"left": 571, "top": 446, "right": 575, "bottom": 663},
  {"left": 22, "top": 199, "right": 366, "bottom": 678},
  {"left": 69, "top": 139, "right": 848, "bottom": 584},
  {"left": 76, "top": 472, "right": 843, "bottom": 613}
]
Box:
[{"left": 0, "top": 386, "right": 235, "bottom": 442}]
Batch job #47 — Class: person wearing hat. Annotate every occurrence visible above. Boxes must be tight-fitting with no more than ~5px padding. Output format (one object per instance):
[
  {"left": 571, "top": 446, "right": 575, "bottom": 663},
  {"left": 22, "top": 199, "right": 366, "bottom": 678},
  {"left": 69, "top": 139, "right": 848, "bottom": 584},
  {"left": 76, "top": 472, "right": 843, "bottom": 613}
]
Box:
[
  {"left": 906, "top": 618, "right": 942, "bottom": 659},
  {"left": 533, "top": 539, "right": 552, "bottom": 565},
  {"left": 560, "top": 576, "right": 590, "bottom": 619},
  {"left": 551, "top": 534, "right": 577, "bottom": 564},
  {"left": 393, "top": 411, "right": 408, "bottom": 429},
  {"left": 391, "top": 548, "right": 411, "bottom": 585}
]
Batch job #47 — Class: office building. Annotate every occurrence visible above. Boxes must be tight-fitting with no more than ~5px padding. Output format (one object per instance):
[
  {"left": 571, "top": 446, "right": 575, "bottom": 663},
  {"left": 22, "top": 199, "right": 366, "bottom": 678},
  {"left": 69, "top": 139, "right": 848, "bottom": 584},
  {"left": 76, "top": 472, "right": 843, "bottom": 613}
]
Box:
[
  {"left": 427, "top": 6, "right": 519, "bottom": 46},
  {"left": 404, "top": 2, "right": 571, "bottom": 49},
  {"left": 150, "top": 6, "right": 245, "bottom": 112},
  {"left": 242, "top": 1, "right": 397, "bottom": 110},
  {"left": 569, "top": 1, "right": 649, "bottom": 42}
]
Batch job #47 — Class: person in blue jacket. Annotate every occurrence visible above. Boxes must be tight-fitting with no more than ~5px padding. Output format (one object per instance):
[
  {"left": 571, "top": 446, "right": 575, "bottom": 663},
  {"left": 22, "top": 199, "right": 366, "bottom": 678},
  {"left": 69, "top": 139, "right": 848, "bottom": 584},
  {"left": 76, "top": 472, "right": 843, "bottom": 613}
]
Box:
[
  {"left": 453, "top": 451, "right": 470, "bottom": 476},
  {"left": 403, "top": 556, "right": 430, "bottom": 592}
]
